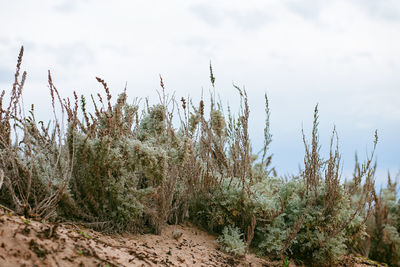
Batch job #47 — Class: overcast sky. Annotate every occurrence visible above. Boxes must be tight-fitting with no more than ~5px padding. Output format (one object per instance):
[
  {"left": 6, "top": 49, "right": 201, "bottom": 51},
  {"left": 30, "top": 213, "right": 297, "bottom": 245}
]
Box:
[{"left": 0, "top": 0, "right": 399, "bottom": 185}]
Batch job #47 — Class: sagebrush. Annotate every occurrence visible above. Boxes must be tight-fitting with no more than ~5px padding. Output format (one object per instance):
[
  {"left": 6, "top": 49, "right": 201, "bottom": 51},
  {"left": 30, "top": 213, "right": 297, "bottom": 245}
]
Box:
[{"left": 0, "top": 46, "right": 397, "bottom": 266}]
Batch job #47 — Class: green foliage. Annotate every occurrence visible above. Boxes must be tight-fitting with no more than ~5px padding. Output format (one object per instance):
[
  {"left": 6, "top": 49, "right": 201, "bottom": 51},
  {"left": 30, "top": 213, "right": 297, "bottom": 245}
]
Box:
[
  {"left": 80, "top": 231, "right": 91, "bottom": 239},
  {"left": 252, "top": 177, "right": 363, "bottom": 264},
  {"left": 190, "top": 178, "right": 246, "bottom": 232},
  {"left": 1, "top": 47, "right": 394, "bottom": 267},
  {"left": 367, "top": 175, "right": 400, "bottom": 266},
  {"left": 283, "top": 184, "right": 355, "bottom": 264},
  {"left": 192, "top": 174, "right": 353, "bottom": 263},
  {"left": 190, "top": 105, "right": 374, "bottom": 266},
  {"left": 138, "top": 104, "right": 166, "bottom": 140},
  {"left": 282, "top": 258, "right": 290, "bottom": 267},
  {"left": 60, "top": 94, "right": 169, "bottom": 232},
  {"left": 217, "top": 225, "right": 246, "bottom": 257}
]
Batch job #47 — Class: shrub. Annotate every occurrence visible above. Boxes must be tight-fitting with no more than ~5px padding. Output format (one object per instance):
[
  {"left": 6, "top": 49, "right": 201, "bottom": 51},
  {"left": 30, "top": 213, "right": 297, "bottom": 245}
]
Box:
[
  {"left": 190, "top": 104, "right": 375, "bottom": 265},
  {"left": 273, "top": 106, "right": 375, "bottom": 265},
  {"left": 0, "top": 46, "right": 72, "bottom": 219},
  {"left": 367, "top": 174, "right": 400, "bottom": 266},
  {"left": 0, "top": 48, "right": 391, "bottom": 266},
  {"left": 216, "top": 225, "right": 246, "bottom": 257},
  {"left": 59, "top": 87, "right": 170, "bottom": 232},
  {"left": 246, "top": 175, "right": 366, "bottom": 265}
]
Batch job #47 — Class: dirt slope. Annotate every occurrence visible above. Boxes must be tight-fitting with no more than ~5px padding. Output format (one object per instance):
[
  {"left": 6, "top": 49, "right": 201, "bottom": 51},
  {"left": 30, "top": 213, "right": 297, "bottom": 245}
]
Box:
[
  {"left": 0, "top": 207, "right": 267, "bottom": 266},
  {"left": 0, "top": 207, "right": 386, "bottom": 267}
]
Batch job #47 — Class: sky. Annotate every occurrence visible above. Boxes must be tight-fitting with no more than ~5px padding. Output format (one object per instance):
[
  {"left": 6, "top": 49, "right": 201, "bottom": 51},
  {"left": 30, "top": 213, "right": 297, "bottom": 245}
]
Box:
[{"left": 0, "top": 0, "right": 399, "bottom": 186}]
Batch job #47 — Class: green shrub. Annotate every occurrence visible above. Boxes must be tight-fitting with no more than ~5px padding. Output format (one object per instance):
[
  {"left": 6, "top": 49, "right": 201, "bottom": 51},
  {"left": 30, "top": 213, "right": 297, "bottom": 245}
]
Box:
[
  {"left": 367, "top": 175, "right": 400, "bottom": 266},
  {"left": 247, "top": 176, "right": 364, "bottom": 265},
  {"left": 217, "top": 225, "right": 246, "bottom": 257},
  {"left": 1, "top": 48, "right": 390, "bottom": 267},
  {"left": 59, "top": 91, "right": 170, "bottom": 232},
  {"left": 190, "top": 106, "right": 375, "bottom": 266},
  {"left": 63, "top": 133, "right": 163, "bottom": 230}
]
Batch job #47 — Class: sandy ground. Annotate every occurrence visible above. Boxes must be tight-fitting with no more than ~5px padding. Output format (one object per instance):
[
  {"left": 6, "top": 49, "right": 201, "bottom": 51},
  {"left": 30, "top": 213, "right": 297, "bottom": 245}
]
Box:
[{"left": 0, "top": 206, "right": 387, "bottom": 267}]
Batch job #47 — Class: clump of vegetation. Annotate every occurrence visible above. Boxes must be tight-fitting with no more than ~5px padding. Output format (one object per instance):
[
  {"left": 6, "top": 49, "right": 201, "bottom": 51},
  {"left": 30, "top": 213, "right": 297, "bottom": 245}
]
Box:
[
  {"left": 190, "top": 104, "right": 376, "bottom": 265},
  {"left": 0, "top": 47, "right": 72, "bottom": 220},
  {"left": 60, "top": 89, "right": 168, "bottom": 232},
  {"left": 216, "top": 225, "right": 246, "bottom": 257},
  {"left": 0, "top": 46, "right": 397, "bottom": 266},
  {"left": 366, "top": 174, "right": 400, "bottom": 266}
]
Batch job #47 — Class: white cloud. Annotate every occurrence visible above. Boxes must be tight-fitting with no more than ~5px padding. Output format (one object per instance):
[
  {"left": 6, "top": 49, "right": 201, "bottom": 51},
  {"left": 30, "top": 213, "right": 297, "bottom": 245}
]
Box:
[
  {"left": 190, "top": 3, "right": 274, "bottom": 31},
  {"left": 349, "top": 0, "right": 400, "bottom": 21}
]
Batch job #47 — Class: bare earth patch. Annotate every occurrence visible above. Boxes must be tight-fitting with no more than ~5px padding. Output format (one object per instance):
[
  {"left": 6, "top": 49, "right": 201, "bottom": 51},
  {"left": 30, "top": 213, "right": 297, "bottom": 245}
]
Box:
[{"left": 0, "top": 207, "right": 386, "bottom": 267}]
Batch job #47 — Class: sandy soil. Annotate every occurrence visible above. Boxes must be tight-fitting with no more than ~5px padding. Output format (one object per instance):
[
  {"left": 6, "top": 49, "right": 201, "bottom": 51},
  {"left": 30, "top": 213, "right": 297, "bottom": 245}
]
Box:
[{"left": 0, "top": 206, "right": 387, "bottom": 267}]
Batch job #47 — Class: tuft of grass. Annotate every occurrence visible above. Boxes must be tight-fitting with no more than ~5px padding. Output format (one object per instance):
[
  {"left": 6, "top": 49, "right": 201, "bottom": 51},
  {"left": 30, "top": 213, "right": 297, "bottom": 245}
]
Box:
[
  {"left": 80, "top": 231, "right": 91, "bottom": 239},
  {"left": 282, "top": 257, "right": 290, "bottom": 267},
  {"left": 21, "top": 217, "right": 31, "bottom": 225}
]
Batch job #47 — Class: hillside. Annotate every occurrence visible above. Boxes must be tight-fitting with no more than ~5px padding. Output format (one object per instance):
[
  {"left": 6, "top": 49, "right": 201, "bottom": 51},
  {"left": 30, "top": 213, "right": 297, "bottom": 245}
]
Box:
[{"left": 0, "top": 207, "right": 386, "bottom": 267}]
